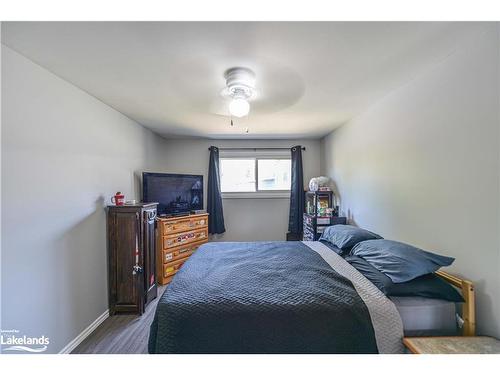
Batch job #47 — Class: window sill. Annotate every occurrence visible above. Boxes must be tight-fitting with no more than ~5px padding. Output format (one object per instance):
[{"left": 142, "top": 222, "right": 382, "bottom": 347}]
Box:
[{"left": 221, "top": 192, "right": 290, "bottom": 199}]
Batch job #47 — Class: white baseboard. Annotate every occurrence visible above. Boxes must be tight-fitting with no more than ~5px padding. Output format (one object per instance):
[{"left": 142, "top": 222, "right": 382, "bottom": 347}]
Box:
[{"left": 59, "top": 309, "right": 109, "bottom": 354}]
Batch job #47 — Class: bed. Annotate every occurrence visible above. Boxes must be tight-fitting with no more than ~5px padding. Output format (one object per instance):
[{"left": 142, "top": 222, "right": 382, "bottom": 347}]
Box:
[{"left": 148, "top": 240, "right": 474, "bottom": 354}]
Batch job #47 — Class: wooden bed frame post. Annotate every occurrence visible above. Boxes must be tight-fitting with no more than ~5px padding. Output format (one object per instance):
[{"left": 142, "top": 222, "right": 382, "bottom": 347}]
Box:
[{"left": 435, "top": 270, "right": 476, "bottom": 336}]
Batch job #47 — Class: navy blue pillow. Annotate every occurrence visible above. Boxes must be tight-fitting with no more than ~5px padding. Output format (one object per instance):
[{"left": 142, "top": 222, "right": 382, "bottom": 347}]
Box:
[
  {"left": 344, "top": 255, "right": 390, "bottom": 291},
  {"left": 345, "top": 255, "right": 464, "bottom": 302},
  {"left": 350, "top": 239, "right": 455, "bottom": 283},
  {"left": 319, "top": 225, "right": 382, "bottom": 254}
]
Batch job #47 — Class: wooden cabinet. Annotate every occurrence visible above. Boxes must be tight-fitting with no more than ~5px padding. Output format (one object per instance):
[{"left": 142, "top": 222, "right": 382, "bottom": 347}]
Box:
[
  {"left": 156, "top": 213, "right": 208, "bottom": 285},
  {"left": 107, "top": 203, "right": 158, "bottom": 315}
]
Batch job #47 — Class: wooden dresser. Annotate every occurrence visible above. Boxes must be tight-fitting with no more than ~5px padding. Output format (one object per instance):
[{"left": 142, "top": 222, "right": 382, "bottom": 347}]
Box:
[{"left": 156, "top": 213, "right": 209, "bottom": 285}]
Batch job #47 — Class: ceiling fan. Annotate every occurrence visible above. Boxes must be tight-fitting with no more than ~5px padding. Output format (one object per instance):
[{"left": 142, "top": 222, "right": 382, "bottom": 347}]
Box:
[
  {"left": 221, "top": 67, "right": 256, "bottom": 124},
  {"left": 206, "top": 63, "right": 303, "bottom": 133}
]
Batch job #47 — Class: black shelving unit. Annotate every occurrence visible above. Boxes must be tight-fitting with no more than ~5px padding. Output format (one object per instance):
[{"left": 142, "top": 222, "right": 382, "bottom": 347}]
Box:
[{"left": 303, "top": 191, "right": 346, "bottom": 241}]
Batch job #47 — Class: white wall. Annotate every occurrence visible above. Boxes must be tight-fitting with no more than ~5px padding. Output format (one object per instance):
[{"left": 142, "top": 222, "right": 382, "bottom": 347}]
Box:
[
  {"left": 321, "top": 26, "right": 500, "bottom": 337},
  {"left": 157, "top": 138, "right": 321, "bottom": 241},
  {"left": 1, "top": 46, "right": 169, "bottom": 353}
]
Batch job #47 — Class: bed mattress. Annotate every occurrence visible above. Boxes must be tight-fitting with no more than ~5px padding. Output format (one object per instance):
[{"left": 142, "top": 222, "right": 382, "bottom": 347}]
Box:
[{"left": 390, "top": 296, "right": 459, "bottom": 336}]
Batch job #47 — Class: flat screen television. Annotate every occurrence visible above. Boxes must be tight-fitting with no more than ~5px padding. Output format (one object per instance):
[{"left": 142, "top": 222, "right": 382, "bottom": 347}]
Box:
[{"left": 142, "top": 172, "right": 203, "bottom": 216}]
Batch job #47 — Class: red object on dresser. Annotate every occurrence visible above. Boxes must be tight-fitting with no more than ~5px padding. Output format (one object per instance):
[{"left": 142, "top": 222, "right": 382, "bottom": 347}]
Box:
[{"left": 111, "top": 192, "right": 125, "bottom": 206}]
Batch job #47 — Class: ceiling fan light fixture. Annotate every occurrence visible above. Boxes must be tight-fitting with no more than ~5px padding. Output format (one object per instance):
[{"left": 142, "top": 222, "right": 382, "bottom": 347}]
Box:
[
  {"left": 224, "top": 67, "right": 255, "bottom": 118},
  {"left": 229, "top": 98, "right": 250, "bottom": 118}
]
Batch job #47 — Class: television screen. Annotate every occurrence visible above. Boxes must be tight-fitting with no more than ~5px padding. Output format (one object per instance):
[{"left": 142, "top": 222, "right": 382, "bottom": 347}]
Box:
[{"left": 142, "top": 172, "right": 203, "bottom": 216}]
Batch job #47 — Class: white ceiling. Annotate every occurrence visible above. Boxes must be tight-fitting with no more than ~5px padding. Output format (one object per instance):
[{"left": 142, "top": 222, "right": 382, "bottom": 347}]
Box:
[{"left": 1, "top": 22, "right": 488, "bottom": 139}]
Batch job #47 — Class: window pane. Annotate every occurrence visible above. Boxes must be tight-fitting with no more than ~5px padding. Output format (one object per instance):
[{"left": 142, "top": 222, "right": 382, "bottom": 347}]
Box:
[
  {"left": 220, "top": 159, "right": 256, "bottom": 192},
  {"left": 257, "top": 159, "right": 291, "bottom": 191}
]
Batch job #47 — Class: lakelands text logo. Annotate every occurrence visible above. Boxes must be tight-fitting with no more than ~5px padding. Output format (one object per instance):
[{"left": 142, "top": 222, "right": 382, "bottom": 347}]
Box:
[{"left": 1, "top": 329, "right": 50, "bottom": 353}]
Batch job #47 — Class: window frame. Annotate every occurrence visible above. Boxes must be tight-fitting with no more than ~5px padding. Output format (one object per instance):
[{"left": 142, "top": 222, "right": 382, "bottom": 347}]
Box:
[{"left": 219, "top": 150, "right": 292, "bottom": 199}]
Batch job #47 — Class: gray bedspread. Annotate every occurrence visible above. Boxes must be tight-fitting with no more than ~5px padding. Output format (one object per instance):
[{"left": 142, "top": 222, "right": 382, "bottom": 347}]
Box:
[{"left": 149, "top": 241, "right": 403, "bottom": 353}]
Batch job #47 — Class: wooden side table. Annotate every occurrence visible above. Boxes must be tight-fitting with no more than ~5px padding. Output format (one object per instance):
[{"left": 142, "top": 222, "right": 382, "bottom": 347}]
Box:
[{"left": 403, "top": 336, "right": 500, "bottom": 354}]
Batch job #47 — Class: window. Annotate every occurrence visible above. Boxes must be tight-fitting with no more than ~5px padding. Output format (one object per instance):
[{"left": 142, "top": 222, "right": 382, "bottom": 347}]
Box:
[
  {"left": 220, "top": 155, "right": 291, "bottom": 198},
  {"left": 257, "top": 159, "right": 291, "bottom": 191},
  {"left": 220, "top": 159, "right": 256, "bottom": 192}
]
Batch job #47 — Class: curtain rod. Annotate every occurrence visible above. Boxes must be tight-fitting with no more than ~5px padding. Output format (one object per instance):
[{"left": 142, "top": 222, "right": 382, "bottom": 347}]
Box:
[{"left": 208, "top": 147, "right": 306, "bottom": 151}]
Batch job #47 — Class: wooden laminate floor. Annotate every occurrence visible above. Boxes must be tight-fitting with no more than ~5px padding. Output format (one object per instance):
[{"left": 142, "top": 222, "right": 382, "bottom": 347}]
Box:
[{"left": 72, "top": 285, "right": 167, "bottom": 354}]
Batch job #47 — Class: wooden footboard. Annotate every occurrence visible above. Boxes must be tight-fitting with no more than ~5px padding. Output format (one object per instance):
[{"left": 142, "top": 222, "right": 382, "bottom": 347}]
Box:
[{"left": 435, "top": 270, "right": 475, "bottom": 336}]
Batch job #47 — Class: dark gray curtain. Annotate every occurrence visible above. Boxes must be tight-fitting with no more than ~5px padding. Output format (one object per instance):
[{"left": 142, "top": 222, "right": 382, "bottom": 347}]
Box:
[
  {"left": 207, "top": 146, "right": 226, "bottom": 234},
  {"left": 288, "top": 145, "right": 304, "bottom": 235}
]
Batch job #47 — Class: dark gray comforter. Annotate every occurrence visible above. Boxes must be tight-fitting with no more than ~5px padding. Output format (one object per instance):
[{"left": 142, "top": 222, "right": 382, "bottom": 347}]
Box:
[{"left": 148, "top": 241, "right": 378, "bottom": 353}]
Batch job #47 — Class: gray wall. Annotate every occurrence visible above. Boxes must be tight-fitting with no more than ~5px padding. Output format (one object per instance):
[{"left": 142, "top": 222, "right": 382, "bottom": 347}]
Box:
[
  {"left": 1, "top": 46, "right": 169, "bottom": 353},
  {"left": 158, "top": 138, "right": 321, "bottom": 241},
  {"left": 320, "top": 25, "right": 500, "bottom": 337},
  {"left": 1, "top": 45, "right": 321, "bottom": 353}
]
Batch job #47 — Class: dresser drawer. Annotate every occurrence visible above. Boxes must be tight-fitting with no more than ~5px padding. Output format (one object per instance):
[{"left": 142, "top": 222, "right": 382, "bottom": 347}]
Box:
[
  {"left": 161, "top": 239, "right": 206, "bottom": 264},
  {"left": 163, "top": 258, "right": 186, "bottom": 278},
  {"left": 162, "top": 228, "right": 208, "bottom": 249},
  {"left": 161, "top": 215, "right": 208, "bottom": 235}
]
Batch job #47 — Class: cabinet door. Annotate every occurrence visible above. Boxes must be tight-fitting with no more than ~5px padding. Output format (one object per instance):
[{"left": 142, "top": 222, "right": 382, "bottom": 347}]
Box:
[
  {"left": 143, "top": 208, "right": 157, "bottom": 306},
  {"left": 109, "top": 211, "right": 143, "bottom": 314}
]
